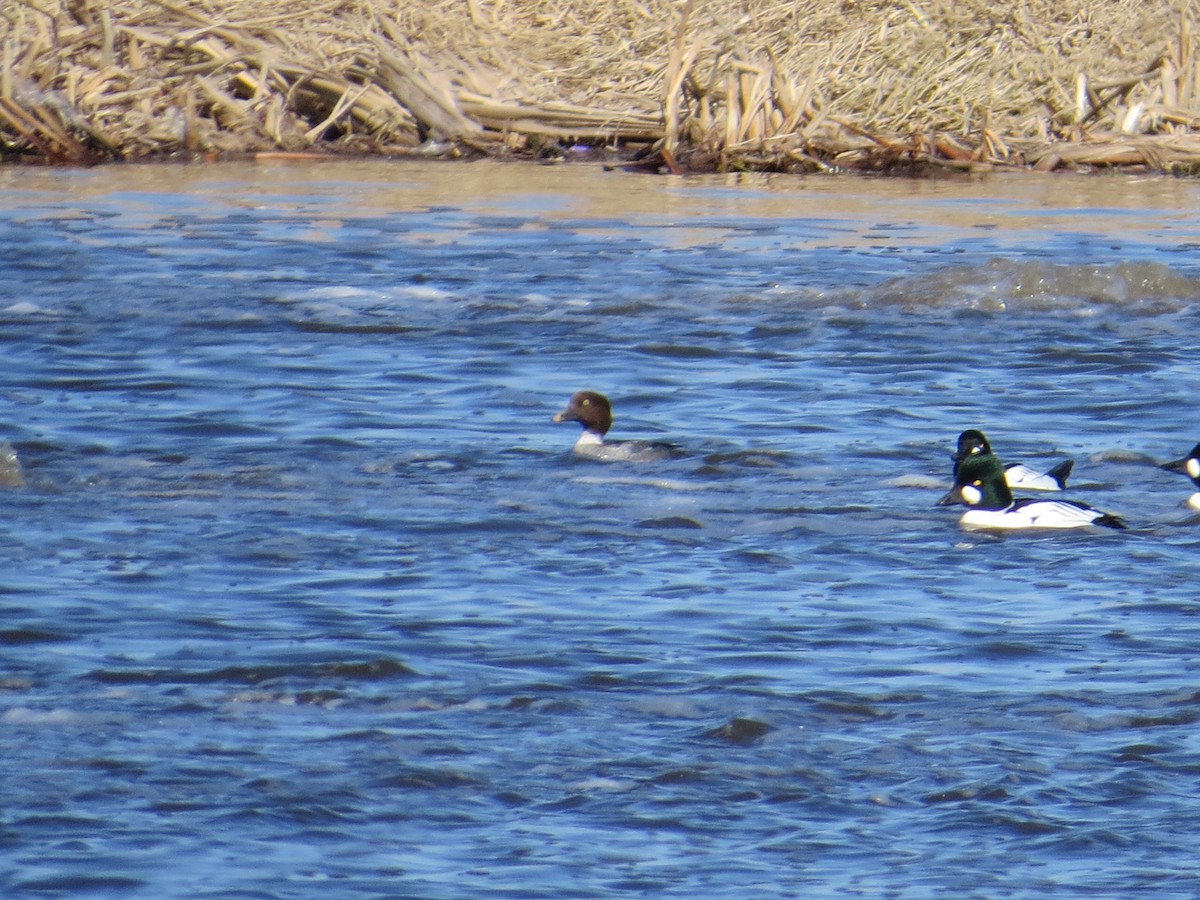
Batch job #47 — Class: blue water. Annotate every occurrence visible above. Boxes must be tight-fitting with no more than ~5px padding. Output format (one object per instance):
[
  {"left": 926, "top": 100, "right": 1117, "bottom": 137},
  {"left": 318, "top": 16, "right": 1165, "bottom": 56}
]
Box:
[{"left": 3, "top": 161, "right": 1200, "bottom": 897}]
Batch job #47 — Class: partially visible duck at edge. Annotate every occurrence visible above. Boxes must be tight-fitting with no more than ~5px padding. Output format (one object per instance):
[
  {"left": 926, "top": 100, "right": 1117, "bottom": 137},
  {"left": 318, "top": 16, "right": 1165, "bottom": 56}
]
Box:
[
  {"left": 952, "top": 428, "right": 1073, "bottom": 491},
  {"left": 0, "top": 440, "right": 21, "bottom": 488},
  {"left": 939, "top": 449, "right": 1125, "bottom": 530},
  {"left": 1160, "top": 441, "right": 1200, "bottom": 510},
  {"left": 1185, "top": 482, "right": 1200, "bottom": 512},
  {"left": 551, "top": 390, "right": 682, "bottom": 462}
]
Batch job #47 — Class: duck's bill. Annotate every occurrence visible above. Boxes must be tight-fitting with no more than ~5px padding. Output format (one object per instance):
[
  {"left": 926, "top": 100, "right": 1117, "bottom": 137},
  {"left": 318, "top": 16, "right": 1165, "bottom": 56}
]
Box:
[{"left": 1161, "top": 457, "right": 1191, "bottom": 473}]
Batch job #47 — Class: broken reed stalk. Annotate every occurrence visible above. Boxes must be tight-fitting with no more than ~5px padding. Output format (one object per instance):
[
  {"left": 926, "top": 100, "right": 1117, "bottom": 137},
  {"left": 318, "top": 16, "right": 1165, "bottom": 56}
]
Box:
[
  {"left": 661, "top": 0, "right": 696, "bottom": 171},
  {"left": 368, "top": 50, "right": 481, "bottom": 141}
]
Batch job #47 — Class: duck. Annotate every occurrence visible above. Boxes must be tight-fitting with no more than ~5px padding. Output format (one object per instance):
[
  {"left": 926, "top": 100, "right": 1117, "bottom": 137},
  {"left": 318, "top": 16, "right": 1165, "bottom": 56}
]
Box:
[
  {"left": 1157, "top": 442, "right": 1200, "bottom": 509},
  {"left": 952, "top": 428, "right": 1073, "bottom": 491},
  {"left": 0, "top": 440, "right": 21, "bottom": 488},
  {"left": 551, "top": 390, "right": 681, "bottom": 462},
  {"left": 1161, "top": 441, "right": 1200, "bottom": 481},
  {"left": 938, "top": 450, "right": 1125, "bottom": 530}
]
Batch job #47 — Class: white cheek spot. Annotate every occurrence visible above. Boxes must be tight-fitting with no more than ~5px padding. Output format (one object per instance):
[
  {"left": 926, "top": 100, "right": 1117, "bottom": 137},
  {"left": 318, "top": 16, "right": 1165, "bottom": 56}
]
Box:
[
  {"left": 961, "top": 484, "right": 982, "bottom": 505},
  {"left": 1187, "top": 458, "right": 1200, "bottom": 479}
]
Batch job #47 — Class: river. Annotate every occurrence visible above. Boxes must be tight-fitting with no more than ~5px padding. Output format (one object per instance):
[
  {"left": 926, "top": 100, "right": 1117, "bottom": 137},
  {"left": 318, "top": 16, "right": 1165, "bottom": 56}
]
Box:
[{"left": 1, "top": 159, "right": 1199, "bottom": 897}]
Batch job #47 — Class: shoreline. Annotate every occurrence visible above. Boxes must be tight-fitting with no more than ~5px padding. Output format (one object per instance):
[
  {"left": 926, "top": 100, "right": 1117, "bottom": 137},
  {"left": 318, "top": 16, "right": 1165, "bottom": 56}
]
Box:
[{"left": 6, "top": 1, "right": 1200, "bottom": 175}]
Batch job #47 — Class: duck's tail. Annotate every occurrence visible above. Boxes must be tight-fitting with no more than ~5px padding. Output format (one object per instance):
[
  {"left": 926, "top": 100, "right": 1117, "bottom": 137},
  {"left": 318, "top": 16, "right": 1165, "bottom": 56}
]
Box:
[{"left": 1046, "top": 458, "right": 1074, "bottom": 490}]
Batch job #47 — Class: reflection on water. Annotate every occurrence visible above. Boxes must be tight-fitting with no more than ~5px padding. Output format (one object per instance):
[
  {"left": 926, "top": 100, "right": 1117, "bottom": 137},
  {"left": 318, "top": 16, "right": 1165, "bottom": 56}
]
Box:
[{"left": 1, "top": 161, "right": 1200, "bottom": 898}]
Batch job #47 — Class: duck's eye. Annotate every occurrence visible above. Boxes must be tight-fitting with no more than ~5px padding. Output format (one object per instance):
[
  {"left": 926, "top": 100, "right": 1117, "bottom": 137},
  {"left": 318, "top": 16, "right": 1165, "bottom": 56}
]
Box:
[{"left": 581, "top": 398, "right": 590, "bottom": 406}]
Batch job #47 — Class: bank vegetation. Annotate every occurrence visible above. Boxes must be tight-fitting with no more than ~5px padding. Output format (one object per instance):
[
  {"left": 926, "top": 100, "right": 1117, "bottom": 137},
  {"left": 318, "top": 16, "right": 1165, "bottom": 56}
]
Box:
[{"left": 4, "top": 0, "right": 1200, "bottom": 173}]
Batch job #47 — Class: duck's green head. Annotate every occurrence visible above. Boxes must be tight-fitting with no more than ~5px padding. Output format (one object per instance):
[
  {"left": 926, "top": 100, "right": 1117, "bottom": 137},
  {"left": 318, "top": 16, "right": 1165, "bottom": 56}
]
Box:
[{"left": 938, "top": 451, "right": 1013, "bottom": 510}]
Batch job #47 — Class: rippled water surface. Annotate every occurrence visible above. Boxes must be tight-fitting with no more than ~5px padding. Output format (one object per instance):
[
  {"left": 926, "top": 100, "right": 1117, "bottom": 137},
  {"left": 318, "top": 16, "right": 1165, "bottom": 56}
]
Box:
[{"left": 3, "top": 160, "right": 1200, "bottom": 897}]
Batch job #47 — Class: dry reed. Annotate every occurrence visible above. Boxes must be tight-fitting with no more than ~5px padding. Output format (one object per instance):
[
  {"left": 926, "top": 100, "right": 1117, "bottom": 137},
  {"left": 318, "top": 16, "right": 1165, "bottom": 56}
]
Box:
[{"left": 4, "top": 0, "right": 1200, "bottom": 172}]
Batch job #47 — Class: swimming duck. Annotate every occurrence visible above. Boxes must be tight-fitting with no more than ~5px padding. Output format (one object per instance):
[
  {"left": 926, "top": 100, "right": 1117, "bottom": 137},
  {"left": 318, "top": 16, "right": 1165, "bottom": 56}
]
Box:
[
  {"left": 938, "top": 450, "right": 1125, "bottom": 530},
  {"left": 0, "top": 441, "right": 21, "bottom": 488},
  {"left": 1157, "top": 442, "right": 1200, "bottom": 509},
  {"left": 551, "top": 390, "right": 680, "bottom": 462},
  {"left": 1161, "top": 441, "right": 1200, "bottom": 481},
  {"left": 952, "top": 428, "right": 1073, "bottom": 491}
]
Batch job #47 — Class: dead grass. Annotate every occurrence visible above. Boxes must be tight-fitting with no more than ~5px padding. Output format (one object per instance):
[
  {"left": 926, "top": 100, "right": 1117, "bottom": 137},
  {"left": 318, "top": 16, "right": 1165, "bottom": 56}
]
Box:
[{"left": 4, "top": 0, "right": 1200, "bottom": 171}]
